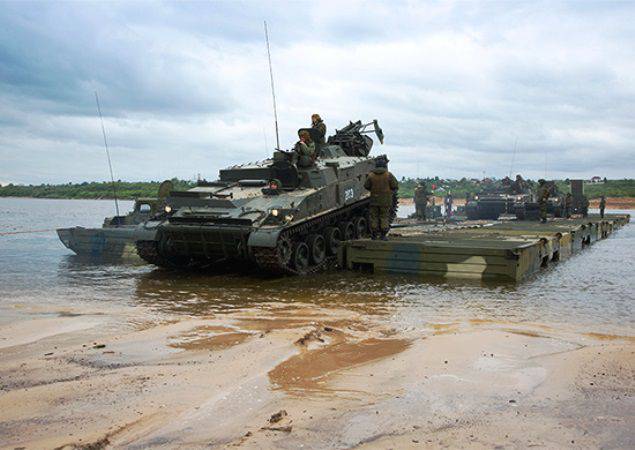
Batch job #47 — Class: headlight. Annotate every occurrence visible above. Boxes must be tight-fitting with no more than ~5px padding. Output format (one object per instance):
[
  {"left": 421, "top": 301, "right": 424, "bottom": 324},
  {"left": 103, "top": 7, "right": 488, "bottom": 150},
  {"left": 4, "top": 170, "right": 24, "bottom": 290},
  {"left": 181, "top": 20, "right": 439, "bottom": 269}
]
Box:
[
  {"left": 284, "top": 214, "right": 294, "bottom": 222},
  {"left": 164, "top": 205, "right": 172, "bottom": 213},
  {"left": 271, "top": 209, "right": 279, "bottom": 217}
]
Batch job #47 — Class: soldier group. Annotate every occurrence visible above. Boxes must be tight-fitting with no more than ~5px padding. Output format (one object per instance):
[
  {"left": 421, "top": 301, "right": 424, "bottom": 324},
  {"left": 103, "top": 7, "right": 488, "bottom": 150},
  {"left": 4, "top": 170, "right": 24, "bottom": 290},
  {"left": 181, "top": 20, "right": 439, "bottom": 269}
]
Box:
[
  {"left": 293, "top": 114, "right": 327, "bottom": 168},
  {"left": 295, "top": 114, "right": 608, "bottom": 242},
  {"left": 295, "top": 114, "right": 399, "bottom": 240}
]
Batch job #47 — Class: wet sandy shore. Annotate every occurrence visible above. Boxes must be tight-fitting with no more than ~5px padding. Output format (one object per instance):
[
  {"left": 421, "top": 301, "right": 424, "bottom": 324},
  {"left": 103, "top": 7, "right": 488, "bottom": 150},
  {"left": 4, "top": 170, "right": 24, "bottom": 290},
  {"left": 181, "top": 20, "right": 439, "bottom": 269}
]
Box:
[{"left": 1, "top": 303, "right": 633, "bottom": 449}]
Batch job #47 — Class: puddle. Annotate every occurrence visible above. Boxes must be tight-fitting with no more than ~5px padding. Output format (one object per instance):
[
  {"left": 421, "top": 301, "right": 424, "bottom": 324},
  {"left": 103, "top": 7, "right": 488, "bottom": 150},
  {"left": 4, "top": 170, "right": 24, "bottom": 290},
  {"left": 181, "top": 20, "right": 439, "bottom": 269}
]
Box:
[
  {"left": 584, "top": 332, "right": 635, "bottom": 342},
  {"left": 503, "top": 329, "right": 544, "bottom": 338},
  {"left": 269, "top": 338, "right": 411, "bottom": 394},
  {"left": 169, "top": 326, "right": 251, "bottom": 351}
]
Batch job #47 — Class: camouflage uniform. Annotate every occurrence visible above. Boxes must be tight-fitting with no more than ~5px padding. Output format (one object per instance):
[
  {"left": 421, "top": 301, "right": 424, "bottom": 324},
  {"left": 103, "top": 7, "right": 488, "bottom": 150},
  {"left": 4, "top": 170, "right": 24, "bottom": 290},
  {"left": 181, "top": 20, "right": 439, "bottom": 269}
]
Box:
[
  {"left": 364, "top": 162, "right": 398, "bottom": 240},
  {"left": 599, "top": 196, "right": 606, "bottom": 218},
  {"left": 295, "top": 132, "right": 316, "bottom": 167},
  {"left": 537, "top": 180, "right": 549, "bottom": 223},
  {"left": 413, "top": 183, "right": 430, "bottom": 220},
  {"left": 311, "top": 115, "right": 327, "bottom": 145}
]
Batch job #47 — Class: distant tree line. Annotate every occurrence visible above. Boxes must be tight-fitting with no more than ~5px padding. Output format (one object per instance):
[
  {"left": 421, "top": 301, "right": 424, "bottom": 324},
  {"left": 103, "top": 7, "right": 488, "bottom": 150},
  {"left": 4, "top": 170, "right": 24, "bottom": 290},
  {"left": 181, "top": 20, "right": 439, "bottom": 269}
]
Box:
[
  {"left": 0, "top": 177, "right": 633, "bottom": 200},
  {"left": 0, "top": 178, "right": 195, "bottom": 199}
]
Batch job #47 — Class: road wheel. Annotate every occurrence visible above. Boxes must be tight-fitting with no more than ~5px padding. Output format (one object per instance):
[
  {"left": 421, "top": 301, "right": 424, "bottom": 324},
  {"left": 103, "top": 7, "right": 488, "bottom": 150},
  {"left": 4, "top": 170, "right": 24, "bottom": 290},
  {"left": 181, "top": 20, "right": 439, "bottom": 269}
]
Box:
[
  {"left": 338, "top": 221, "right": 355, "bottom": 241},
  {"left": 352, "top": 216, "right": 369, "bottom": 238},
  {"left": 307, "top": 234, "right": 326, "bottom": 265},
  {"left": 323, "top": 227, "right": 341, "bottom": 256},
  {"left": 276, "top": 236, "right": 293, "bottom": 267},
  {"left": 292, "top": 241, "right": 310, "bottom": 273}
]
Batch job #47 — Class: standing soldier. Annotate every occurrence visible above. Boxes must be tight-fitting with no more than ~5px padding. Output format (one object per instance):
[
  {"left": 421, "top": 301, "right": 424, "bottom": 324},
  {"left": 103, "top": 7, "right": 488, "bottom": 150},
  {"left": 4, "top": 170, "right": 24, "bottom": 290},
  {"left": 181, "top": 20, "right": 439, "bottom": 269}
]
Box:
[
  {"left": 537, "top": 179, "right": 549, "bottom": 223},
  {"left": 364, "top": 156, "right": 398, "bottom": 240},
  {"left": 444, "top": 192, "right": 453, "bottom": 218},
  {"left": 599, "top": 195, "right": 606, "bottom": 218},
  {"left": 414, "top": 181, "right": 430, "bottom": 220},
  {"left": 311, "top": 114, "right": 327, "bottom": 145},
  {"left": 565, "top": 193, "right": 573, "bottom": 219}
]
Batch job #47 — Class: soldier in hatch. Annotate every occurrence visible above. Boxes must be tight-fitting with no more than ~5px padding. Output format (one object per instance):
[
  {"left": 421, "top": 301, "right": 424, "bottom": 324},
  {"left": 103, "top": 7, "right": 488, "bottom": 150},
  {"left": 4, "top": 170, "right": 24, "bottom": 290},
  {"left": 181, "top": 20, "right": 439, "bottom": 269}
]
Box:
[
  {"left": 364, "top": 156, "right": 398, "bottom": 240},
  {"left": 537, "top": 179, "right": 550, "bottom": 223},
  {"left": 294, "top": 130, "right": 316, "bottom": 168},
  {"left": 311, "top": 114, "right": 327, "bottom": 145},
  {"left": 414, "top": 181, "right": 431, "bottom": 220},
  {"left": 513, "top": 174, "right": 527, "bottom": 195}
]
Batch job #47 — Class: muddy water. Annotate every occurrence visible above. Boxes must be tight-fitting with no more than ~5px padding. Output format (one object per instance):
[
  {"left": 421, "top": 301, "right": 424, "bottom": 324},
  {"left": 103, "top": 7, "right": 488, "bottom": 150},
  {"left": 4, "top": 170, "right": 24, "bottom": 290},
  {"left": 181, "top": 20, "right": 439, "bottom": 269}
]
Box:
[{"left": 0, "top": 198, "right": 633, "bottom": 333}]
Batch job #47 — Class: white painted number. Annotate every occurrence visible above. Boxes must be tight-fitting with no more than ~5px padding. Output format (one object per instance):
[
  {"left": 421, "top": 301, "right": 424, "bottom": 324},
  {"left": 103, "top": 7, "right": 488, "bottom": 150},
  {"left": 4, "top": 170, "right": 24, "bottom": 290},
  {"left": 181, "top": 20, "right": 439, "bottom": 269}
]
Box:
[{"left": 344, "top": 188, "right": 354, "bottom": 202}]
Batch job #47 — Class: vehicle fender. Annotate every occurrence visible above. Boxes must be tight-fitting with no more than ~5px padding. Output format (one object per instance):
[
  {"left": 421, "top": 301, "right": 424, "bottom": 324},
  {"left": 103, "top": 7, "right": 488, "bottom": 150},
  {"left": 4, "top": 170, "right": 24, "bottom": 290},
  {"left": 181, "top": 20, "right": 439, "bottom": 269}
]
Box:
[
  {"left": 248, "top": 229, "right": 282, "bottom": 248},
  {"left": 133, "top": 220, "right": 163, "bottom": 241}
]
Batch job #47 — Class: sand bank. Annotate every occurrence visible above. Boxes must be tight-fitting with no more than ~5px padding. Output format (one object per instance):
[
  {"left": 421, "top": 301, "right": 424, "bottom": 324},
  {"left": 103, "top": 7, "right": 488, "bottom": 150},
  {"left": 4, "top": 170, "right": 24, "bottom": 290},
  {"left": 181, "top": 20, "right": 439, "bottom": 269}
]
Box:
[{"left": 0, "top": 304, "right": 633, "bottom": 449}]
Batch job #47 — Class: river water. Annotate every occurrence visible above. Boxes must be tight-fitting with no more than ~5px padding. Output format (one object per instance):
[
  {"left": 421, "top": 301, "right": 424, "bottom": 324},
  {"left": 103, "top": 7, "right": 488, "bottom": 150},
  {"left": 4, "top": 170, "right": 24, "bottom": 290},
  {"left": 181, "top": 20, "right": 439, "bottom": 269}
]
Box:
[{"left": 0, "top": 197, "right": 633, "bottom": 335}]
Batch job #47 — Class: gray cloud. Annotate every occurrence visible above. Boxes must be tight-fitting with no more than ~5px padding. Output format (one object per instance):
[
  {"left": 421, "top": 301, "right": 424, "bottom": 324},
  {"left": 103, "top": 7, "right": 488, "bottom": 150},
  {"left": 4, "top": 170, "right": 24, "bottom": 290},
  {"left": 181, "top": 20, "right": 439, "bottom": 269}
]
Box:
[{"left": 1, "top": 0, "right": 634, "bottom": 185}]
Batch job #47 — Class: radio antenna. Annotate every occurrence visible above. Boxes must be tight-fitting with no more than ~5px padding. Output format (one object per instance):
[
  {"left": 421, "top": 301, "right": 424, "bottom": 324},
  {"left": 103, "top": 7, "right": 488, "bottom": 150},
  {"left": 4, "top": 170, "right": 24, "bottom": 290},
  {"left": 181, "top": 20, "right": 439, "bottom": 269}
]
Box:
[
  {"left": 264, "top": 21, "right": 280, "bottom": 149},
  {"left": 509, "top": 137, "right": 518, "bottom": 178},
  {"left": 94, "top": 91, "right": 120, "bottom": 217}
]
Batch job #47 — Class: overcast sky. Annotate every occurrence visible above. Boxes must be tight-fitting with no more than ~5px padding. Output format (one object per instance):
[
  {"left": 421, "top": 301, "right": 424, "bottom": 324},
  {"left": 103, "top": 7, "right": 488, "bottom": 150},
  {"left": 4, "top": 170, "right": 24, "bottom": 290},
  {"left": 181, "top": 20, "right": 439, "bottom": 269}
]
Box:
[{"left": 1, "top": 1, "right": 634, "bottom": 185}]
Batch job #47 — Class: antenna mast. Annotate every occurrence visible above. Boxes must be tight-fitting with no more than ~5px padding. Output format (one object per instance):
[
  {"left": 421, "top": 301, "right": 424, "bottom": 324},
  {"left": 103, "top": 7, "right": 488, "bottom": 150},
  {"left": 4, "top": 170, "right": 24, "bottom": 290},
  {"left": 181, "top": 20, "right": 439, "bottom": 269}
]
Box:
[
  {"left": 264, "top": 21, "right": 280, "bottom": 149},
  {"left": 509, "top": 137, "right": 518, "bottom": 178},
  {"left": 94, "top": 91, "right": 120, "bottom": 217}
]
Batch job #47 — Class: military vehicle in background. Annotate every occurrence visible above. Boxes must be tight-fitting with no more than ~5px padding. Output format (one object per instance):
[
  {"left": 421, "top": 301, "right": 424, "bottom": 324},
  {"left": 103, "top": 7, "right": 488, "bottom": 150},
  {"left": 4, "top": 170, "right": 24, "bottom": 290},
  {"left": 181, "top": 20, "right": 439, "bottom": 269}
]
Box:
[
  {"left": 514, "top": 180, "right": 565, "bottom": 220},
  {"left": 465, "top": 176, "right": 532, "bottom": 220},
  {"left": 136, "top": 120, "right": 393, "bottom": 275},
  {"left": 57, "top": 182, "right": 172, "bottom": 260}
]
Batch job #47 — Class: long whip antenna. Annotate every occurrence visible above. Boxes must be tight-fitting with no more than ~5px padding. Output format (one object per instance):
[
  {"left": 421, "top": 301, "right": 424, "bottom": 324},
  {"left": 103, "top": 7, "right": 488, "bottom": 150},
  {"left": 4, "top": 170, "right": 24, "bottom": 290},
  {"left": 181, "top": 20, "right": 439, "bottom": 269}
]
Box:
[
  {"left": 264, "top": 21, "right": 280, "bottom": 149},
  {"left": 509, "top": 137, "right": 518, "bottom": 178},
  {"left": 94, "top": 91, "right": 120, "bottom": 217}
]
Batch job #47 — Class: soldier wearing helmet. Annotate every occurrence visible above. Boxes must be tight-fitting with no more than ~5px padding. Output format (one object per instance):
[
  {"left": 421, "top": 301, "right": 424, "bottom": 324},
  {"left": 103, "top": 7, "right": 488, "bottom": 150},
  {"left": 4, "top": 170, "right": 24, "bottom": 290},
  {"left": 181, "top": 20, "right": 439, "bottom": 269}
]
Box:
[
  {"left": 364, "top": 156, "right": 398, "bottom": 240},
  {"left": 311, "top": 114, "right": 326, "bottom": 145}
]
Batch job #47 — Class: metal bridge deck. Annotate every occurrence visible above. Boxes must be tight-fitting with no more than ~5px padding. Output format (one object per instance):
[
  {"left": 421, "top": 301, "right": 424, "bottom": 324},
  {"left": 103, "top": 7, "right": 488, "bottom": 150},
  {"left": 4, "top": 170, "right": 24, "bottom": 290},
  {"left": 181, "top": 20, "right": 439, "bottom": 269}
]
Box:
[{"left": 342, "top": 214, "right": 630, "bottom": 282}]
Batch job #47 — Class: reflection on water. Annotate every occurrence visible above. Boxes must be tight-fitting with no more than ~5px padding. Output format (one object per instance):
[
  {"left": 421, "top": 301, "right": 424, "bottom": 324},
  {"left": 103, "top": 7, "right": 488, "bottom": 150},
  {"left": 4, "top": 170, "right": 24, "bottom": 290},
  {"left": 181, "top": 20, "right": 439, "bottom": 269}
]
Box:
[{"left": 0, "top": 198, "right": 633, "bottom": 333}]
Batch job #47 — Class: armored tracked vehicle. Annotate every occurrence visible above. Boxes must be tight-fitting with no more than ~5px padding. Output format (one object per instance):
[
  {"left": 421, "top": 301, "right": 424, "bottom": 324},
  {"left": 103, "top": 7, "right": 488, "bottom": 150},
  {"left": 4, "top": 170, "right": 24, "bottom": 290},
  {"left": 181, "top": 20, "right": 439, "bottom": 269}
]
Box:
[
  {"left": 466, "top": 176, "right": 533, "bottom": 220},
  {"left": 136, "top": 120, "right": 392, "bottom": 274},
  {"left": 57, "top": 181, "right": 172, "bottom": 261},
  {"left": 514, "top": 180, "right": 564, "bottom": 220},
  {"left": 465, "top": 193, "right": 519, "bottom": 220}
]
